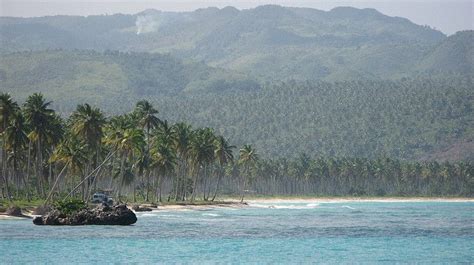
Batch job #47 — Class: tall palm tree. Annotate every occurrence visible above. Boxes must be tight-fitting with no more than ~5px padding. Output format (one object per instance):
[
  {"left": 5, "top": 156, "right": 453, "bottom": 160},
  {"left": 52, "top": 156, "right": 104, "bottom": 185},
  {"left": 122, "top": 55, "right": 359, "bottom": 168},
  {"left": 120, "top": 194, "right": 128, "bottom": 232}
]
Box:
[
  {"left": 172, "top": 122, "right": 192, "bottom": 201},
  {"left": 211, "top": 136, "right": 235, "bottom": 201},
  {"left": 238, "top": 145, "right": 259, "bottom": 202},
  {"left": 116, "top": 128, "right": 145, "bottom": 200},
  {"left": 135, "top": 100, "right": 161, "bottom": 144},
  {"left": 189, "top": 128, "right": 216, "bottom": 201},
  {"left": 4, "top": 112, "right": 28, "bottom": 198},
  {"left": 0, "top": 93, "right": 19, "bottom": 200},
  {"left": 70, "top": 103, "right": 106, "bottom": 196},
  {"left": 50, "top": 136, "right": 87, "bottom": 200},
  {"left": 134, "top": 101, "right": 161, "bottom": 201},
  {"left": 151, "top": 143, "right": 176, "bottom": 202},
  {"left": 23, "top": 93, "right": 57, "bottom": 198},
  {"left": 70, "top": 103, "right": 106, "bottom": 153}
]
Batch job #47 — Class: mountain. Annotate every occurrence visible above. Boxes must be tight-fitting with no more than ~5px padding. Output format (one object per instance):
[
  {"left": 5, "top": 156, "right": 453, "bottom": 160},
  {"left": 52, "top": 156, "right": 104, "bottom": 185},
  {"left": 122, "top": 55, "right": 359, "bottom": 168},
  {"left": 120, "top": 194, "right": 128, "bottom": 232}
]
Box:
[
  {"left": 0, "top": 6, "right": 473, "bottom": 160},
  {"left": 2, "top": 5, "right": 465, "bottom": 80},
  {"left": 0, "top": 50, "right": 259, "bottom": 111},
  {"left": 417, "top": 31, "right": 474, "bottom": 75}
]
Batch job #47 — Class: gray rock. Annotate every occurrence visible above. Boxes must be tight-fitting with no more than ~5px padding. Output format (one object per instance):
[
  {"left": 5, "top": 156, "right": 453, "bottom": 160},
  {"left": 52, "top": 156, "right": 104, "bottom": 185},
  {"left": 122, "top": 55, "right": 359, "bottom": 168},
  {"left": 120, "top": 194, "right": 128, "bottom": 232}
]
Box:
[{"left": 33, "top": 204, "right": 137, "bottom": 225}]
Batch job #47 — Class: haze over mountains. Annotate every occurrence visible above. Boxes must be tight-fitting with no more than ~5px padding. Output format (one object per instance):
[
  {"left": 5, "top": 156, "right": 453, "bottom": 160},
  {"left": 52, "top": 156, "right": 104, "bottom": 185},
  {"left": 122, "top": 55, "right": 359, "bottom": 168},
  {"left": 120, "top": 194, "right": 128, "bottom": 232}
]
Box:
[{"left": 1, "top": 5, "right": 473, "bottom": 160}]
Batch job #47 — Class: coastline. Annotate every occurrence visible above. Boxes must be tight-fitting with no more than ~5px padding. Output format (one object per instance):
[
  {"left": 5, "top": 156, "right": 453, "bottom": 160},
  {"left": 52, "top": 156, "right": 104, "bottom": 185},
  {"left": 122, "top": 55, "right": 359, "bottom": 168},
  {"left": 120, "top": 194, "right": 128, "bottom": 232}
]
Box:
[
  {"left": 1, "top": 197, "right": 472, "bottom": 220},
  {"left": 243, "top": 197, "right": 474, "bottom": 203}
]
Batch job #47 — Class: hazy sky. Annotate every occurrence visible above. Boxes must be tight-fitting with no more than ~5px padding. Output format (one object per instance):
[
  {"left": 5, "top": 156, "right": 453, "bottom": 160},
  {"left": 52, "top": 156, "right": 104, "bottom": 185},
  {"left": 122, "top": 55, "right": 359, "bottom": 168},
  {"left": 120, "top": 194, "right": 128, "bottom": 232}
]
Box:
[{"left": 1, "top": 0, "right": 472, "bottom": 35}]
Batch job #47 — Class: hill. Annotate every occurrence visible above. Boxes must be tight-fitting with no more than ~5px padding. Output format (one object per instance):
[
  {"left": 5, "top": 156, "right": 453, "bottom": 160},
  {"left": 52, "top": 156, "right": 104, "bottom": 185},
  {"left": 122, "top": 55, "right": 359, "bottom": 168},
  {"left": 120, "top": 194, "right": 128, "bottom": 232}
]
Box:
[
  {"left": 0, "top": 50, "right": 259, "bottom": 111},
  {"left": 417, "top": 31, "right": 474, "bottom": 75},
  {"left": 0, "top": 6, "right": 473, "bottom": 161},
  {"left": 1, "top": 5, "right": 464, "bottom": 80},
  {"left": 2, "top": 52, "right": 472, "bottom": 160}
]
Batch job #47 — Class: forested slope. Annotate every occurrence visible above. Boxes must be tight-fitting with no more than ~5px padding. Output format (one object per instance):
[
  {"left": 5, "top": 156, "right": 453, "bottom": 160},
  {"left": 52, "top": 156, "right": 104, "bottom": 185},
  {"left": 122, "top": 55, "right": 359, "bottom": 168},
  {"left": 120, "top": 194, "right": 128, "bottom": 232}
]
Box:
[
  {"left": 0, "top": 6, "right": 457, "bottom": 80},
  {"left": 154, "top": 78, "right": 473, "bottom": 160}
]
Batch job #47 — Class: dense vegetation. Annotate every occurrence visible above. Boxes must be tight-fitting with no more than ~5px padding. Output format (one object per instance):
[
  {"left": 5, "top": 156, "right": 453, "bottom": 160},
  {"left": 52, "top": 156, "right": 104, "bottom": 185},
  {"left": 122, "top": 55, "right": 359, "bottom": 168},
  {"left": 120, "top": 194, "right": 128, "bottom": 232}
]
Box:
[
  {"left": 4, "top": 56, "right": 471, "bottom": 160},
  {"left": 2, "top": 6, "right": 471, "bottom": 81},
  {"left": 0, "top": 6, "right": 472, "bottom": 201},
  {"left": 0, "top": 93, "right": 472, "bottom": 204},
  {"left": 0, "top": 50, "right": 258, "bottom": 109}
]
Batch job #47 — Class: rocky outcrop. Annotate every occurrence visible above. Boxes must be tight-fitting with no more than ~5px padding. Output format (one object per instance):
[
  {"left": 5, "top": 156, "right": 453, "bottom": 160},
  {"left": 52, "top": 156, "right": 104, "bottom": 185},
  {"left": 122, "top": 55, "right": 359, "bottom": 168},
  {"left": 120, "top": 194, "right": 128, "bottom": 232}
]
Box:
[
  {"left": 132, "top": 205, "right": 153, "bottom": 212},
  {"left": 6, "top": 206, "right": 31, "bottom": 218},
  {"left": 33, "top": 204, "right": 137, "bottom": 225}
]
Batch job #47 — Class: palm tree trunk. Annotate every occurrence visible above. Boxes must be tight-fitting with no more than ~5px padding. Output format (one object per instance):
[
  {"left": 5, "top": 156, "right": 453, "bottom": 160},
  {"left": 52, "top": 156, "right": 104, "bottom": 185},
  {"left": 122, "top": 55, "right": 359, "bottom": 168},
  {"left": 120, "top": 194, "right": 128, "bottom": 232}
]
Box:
[
  {"left": 211, "top": 168, "right": 223, "bottom": 201},
  {"left": 145, "top": 170, "right": 151, "bottom": 202}
]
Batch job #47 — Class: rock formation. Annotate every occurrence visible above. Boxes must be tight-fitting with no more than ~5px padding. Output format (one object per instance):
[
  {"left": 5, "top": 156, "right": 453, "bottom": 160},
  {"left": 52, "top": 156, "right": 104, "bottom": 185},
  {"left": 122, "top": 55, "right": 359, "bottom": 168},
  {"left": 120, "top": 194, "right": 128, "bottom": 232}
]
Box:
[{"left": 33, "top": 204, "right": 137, "bottom": 225}]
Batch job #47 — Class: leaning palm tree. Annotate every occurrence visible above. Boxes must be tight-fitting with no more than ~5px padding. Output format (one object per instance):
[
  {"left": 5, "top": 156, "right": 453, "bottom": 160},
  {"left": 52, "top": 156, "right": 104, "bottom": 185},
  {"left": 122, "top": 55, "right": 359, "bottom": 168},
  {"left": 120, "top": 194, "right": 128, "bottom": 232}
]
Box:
[
  {"left": 211, "top": 136, "right": 235, "bottom": 201},
  {"left": 23, "top": 93, "right": 57, "bottom": 198},
  {"left": 48, "top": 136, "right": 87, "bottom": 202},
  {"left": 238, "top": 145, "right": 259, "bottom": 202},
  {"left": 0, "top": 93, "right": 20, "bottom": 200}
]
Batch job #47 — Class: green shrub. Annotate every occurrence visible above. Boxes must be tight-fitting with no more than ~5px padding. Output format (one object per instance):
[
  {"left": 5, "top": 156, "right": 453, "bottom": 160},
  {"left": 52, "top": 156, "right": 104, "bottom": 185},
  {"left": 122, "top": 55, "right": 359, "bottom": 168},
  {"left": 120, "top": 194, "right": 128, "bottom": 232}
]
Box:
[{"left": 53, "top": 199, "right": 87, "bottom": 215}]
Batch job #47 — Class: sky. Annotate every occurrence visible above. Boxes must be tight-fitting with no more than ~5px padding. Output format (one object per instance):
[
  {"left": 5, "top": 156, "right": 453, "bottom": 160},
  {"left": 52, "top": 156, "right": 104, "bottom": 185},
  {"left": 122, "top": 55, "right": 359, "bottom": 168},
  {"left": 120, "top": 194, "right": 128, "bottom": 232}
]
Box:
[{"left": 1, "top": 0, "right": 472, "bottom": 35}]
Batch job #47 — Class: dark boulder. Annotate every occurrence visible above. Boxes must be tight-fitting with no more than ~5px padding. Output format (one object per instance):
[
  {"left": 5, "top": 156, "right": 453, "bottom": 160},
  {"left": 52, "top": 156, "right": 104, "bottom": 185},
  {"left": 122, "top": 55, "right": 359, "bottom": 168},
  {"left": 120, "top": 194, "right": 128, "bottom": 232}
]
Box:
[
  {"left": 6, "top": 206, "right": 23, "bottom": 216},
  {"left": 132, "top": 205, "right": 153, "bottom": 212},
  {"left": 6, "top": 206, "right": 31, "bottom": 218},
  {"left": 33, "top": 204, "right": 137, "bottom": 225}
]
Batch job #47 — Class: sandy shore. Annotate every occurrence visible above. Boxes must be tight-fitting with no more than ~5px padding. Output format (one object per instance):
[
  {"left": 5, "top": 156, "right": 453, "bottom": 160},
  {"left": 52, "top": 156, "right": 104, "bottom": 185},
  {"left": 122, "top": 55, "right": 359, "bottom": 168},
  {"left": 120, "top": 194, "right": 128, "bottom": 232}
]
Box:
[
  {"left": 245, "top": 197, "right": 474, "bottom": 203},
  {"left": 1, "top": 198, "right": 471, "bottom": 219}
]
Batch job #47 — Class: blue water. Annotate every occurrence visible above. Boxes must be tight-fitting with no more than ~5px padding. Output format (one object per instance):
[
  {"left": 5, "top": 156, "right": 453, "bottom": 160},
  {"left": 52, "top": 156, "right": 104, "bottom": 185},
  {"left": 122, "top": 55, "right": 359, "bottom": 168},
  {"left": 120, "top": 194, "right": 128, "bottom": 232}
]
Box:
[{"left": 1, "top": 202, "right": 473, "bottom": 264}]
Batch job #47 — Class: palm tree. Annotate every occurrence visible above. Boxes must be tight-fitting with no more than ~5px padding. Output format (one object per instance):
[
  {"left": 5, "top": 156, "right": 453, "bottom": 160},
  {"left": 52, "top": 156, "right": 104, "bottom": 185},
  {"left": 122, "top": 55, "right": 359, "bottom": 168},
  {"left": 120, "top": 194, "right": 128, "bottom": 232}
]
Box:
[
  {"left": 4, "top": 112, "right": 28, "bottom": 198},
  {"left": 0, "top": 93, "right": 19, "bottom": 200},
  {"left": 70, "top": 103, "right": 106, "bottom": 196},
  {"left": 151, "top": 143, "right": 176, "bottom": 202},
  {"left": 116, "top": 128, "right": 145, "bottom": 200},
  {"left": 23, "top": 93, "right": 57, "bottom": 198},
  {"left": 135, "top": 100, "right": 161, "bottom": 144},
  {"left": 212, "top": 136, "right": 235, "bottom": 201},
  {"left": 70, "top": 103, "right": 106, "bottom": 154},
  {"left": 49, "top": 136, "right": 87, "bottom": 200},
  {"left": 189, "top": 128, "right": 216, "bottom": 201},
  {"left": 238, "top": 145, "right": 258, "bottom": 202},
  {"left": 172, "top": 122, "right": 192, "bottom": 201},
  {"left": 134, "top": 101, "right": 161, "bottom": 201}
]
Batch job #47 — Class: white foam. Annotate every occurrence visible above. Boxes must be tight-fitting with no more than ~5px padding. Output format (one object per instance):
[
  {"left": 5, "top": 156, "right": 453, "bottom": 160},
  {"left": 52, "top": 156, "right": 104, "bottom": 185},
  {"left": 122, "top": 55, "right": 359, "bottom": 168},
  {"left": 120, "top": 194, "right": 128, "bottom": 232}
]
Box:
[
  {"left": 341, "top": 205, "right": 356, "bottom": 210},
  {"left": 140, "top": 213, "right": 159, "bottom": 217},
  {"left": 248, "top": 203, "right": 319, "bottom": 209},
  {"left": 202, "top": 213, "right": 220, "bottom": 217}
]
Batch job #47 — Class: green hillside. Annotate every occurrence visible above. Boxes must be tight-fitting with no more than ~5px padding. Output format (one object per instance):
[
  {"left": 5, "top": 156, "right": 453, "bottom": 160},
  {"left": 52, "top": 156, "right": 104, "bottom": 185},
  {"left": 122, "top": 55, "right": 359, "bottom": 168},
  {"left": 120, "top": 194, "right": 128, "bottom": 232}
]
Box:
[
  {"left": 0, "top": 6, "right": 472, "bottom": 161},
  {"left": 2, "top": 51, "right": 471, "bottom": 160},
  {"left": 1, "top": 6, "right": 460, "bottom": 80},
  {"left": 0, "top": 50, "right": 258, "bottom": 111},
  {"left": 417, "top": 31, "right": 474, "bottom": 75}
]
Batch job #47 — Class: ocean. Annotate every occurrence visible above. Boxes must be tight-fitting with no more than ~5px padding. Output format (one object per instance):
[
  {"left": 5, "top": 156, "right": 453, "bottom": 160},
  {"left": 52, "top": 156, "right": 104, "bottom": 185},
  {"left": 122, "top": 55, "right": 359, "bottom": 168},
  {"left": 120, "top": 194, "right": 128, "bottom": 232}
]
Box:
[{"left": 1, "top": 201, "right": 473, "bottom": 264}]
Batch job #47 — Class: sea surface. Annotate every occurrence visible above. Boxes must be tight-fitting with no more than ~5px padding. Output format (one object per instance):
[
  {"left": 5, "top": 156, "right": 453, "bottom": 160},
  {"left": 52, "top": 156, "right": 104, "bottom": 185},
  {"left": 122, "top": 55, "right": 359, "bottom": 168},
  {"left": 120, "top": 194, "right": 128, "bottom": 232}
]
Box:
[{"left": 1, "top": 201, "right": 473, "bottom": 264}]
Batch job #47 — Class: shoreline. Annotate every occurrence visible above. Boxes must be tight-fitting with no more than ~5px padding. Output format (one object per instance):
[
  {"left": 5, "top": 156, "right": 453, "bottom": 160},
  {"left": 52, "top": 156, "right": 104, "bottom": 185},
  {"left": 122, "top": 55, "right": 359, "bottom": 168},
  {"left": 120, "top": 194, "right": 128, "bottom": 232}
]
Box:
[
  {"left": 243, "top": 197, "right": 474, "bottom": 203},
  {"left": 1, "top": 197, "right": 472, "bottom": 219}
]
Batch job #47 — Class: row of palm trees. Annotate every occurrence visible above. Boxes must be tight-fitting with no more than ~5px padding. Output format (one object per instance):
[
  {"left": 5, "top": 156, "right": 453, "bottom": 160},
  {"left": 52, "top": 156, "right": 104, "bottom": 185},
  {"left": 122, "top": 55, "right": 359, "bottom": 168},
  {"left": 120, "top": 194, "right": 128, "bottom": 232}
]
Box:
[
  {"left": 248, "top": 155, "right": 473, "bottom": 196},
  {"left": 1, "top": 92, "right": 471, "bottom": 202},
  {"left": 0, "top": 93, "right": 259, "bottom": 203}
]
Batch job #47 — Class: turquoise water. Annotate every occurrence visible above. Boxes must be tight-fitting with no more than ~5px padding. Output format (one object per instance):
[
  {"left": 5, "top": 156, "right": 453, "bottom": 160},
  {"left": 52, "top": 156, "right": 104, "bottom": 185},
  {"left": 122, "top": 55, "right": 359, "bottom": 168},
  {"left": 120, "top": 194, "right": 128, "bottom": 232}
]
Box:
[{"left": 1, "top": 201, "right": 473, "bottom": 264}]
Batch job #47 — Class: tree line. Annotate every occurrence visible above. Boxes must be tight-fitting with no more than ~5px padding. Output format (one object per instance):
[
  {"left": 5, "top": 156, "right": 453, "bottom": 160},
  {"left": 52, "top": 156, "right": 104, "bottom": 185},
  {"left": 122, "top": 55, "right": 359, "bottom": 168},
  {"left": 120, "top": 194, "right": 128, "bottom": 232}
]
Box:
[
  {"left": 0, "top": 93, "right": 472, "bottom": 204},
  {"left": 0, "top": 93, "right": 257, "bottom": 203}
]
